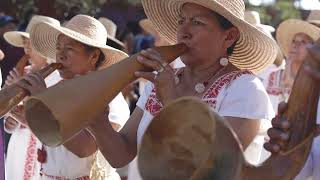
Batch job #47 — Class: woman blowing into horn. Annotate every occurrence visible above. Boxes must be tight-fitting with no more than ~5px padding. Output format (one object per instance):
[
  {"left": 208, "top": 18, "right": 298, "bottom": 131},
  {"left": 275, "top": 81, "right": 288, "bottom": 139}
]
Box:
[
  {"left": 86, "top": 0, "right": 278, "bottom": 179},
  {"left": 2, "top": 15, "right": 61, "bottom": 180},
  {"left": 10, "top": 15, "right": 130, "bottom": 179}
]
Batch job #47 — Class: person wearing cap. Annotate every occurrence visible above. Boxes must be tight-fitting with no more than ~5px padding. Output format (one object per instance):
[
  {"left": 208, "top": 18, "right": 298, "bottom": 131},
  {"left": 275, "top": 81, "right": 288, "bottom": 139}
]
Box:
[
  {"left": 265, "top": 18, "right": 320, "bottom": 180},
  {"left": 87, "top": 0, "right": 278, "bottom": 179},
  {"left": 2, "top": 15, "right": 62, "bottom": 180},
  {"left": 11, "top": 15, "right": 130, "bottom": 179}
]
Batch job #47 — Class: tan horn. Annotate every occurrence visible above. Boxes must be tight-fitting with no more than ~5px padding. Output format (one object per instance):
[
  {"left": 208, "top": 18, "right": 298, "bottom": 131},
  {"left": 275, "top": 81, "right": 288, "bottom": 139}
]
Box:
[
  {"left": 0, "top": 62, "right": 62, "bottom": 117},
  {"left": 24, "top": 44, "right": 188, "bottom": 147}
]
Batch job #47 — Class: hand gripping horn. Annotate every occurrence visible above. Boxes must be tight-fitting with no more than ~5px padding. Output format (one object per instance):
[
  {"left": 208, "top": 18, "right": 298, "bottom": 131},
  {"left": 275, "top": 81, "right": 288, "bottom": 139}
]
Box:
[
  {"left": 24, "top": 44, "right": 188, "bottom": 147},
  {"left": 138, "top": 40, "right": 320, "bottom": 179}
]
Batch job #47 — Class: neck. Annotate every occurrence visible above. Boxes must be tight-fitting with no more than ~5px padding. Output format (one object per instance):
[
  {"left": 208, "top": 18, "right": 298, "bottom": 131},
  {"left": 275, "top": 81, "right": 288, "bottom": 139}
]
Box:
[{"left": 184, "top": 60, "right": 223, "bottom": 82}]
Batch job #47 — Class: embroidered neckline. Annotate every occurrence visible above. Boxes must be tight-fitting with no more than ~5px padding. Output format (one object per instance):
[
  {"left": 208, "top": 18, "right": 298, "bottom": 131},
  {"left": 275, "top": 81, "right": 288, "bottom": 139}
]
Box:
[{"left": 145, "top": 70, "right": 252, "bottom": 116}]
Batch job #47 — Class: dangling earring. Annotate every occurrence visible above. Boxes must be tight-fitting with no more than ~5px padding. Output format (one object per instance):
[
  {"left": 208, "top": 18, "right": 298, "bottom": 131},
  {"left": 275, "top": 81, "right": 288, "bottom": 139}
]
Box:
[{"left": 220, "top": 57, "right": 229, "bottom": 66}]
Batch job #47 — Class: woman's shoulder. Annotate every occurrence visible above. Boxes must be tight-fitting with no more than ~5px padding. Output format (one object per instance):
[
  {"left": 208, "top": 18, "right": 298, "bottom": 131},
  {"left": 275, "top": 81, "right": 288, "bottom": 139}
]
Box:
[{"left": 227, "top": 71, "right": 265, "bottom": 92}]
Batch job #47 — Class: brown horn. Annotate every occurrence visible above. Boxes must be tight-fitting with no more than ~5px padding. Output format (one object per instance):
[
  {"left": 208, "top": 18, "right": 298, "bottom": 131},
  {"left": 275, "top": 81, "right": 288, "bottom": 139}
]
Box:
[
  {"left": 0, "top": 62, "right": 62, "bottom": 117},
  {"left": 24, "top": 44, "right": 188, "bottom": 147},
  {"left": 138, "top": 40, "right": 320, "bottom": 179}
]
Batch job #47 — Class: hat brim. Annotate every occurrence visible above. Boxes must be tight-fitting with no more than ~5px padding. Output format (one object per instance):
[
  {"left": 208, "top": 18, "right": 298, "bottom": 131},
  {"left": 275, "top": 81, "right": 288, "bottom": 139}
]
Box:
[
  {"left": 276, "top": 19, "right": 320, "bottom": 58},
  {"left": 3, "top": 31, "right": 29, "bottom": 47},
  {"left": 30, "top": 22, "right": 128, "bottom": 67},
  {"left": 107, "top": 36, "right": 125, "bottom": 49},
  {"left": 257, "top": 24, "right": 275, "bottom": 33},
  {"left": 308, "top": 20, "right": 320, "bottom": 27},
  {"left": 141, "top": 0, "right": 278, "bottom": 73}
]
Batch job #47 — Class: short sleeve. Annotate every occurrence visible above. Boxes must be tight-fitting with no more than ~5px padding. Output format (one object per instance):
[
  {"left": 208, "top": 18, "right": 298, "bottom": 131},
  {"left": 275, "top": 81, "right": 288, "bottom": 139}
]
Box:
[
  {"left": 136, "top": 81, "right": 154, "bottom": 110},
  {"left": 217, "top": 74, "right": 275, "bottom": 120},
  {"left": 108, "top": 93, "right": 130, "bottom": 127}
]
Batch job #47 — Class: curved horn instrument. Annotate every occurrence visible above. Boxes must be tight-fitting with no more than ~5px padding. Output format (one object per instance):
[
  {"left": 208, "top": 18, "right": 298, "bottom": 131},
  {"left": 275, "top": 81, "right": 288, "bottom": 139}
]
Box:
[
  {"left": 24, "top": 44, "right": 188, "bottom": 147},
  {"left": 15, "top": 54, "right": 30, "bottom": 75},
  {"left": 138, "top": 41, "right": 320, "bottom": 179},
  {"left": 0, "top": 63, "right": 62, "bottom": 117}
]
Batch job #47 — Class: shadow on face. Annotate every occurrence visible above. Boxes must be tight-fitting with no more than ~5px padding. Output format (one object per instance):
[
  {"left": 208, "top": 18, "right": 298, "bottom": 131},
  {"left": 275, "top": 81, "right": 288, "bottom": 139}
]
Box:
[
  {"left": 176, "top": 3, "right": 239, "bottom": 67},
  {"left": 55, "top": 34, "right": 101, "bottom": 79},
  {"left": 288, "top": 33, "right": 313, "bottom": 63}
]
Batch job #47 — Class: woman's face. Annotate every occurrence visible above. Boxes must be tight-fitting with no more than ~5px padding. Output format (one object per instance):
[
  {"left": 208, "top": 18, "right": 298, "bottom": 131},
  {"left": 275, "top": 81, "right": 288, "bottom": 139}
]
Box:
[
  {"left": 23, "top": 37, "right": 46, "bottom": 66},
  {"left": 177, "top": 3, "right": 239, "bottom": 66},
  {"left": 56, "top": 34, "right": 98, "bottom": 79},
  {"left": 287, "top": 33, "right": 313, "bottom": 63}
]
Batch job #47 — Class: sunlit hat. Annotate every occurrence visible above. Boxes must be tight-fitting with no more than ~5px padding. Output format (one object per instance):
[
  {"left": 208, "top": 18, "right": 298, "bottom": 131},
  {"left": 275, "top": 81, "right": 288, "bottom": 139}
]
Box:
[
  {"left": 30, "top": 14, "right": 128, "bottom": 66},
  {"left": 276, "top": 19, "right": 320, "bottom": 57},
  {"left": 4, "top": 15, "right": 60, "bottom": 47},
  {"left": 98, "top": 17, "right": 125, "bottom": 48},
  {"left": 141, "top": 0, "right": 279, "bottom": 73}
]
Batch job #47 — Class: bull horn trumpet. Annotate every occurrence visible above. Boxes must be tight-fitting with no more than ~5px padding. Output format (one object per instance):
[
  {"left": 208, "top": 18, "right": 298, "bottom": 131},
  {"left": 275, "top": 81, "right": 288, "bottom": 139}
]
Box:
[
  {"left": 138, "top": 40, "right": 320, "bottom": 179},
  {"left": 24, "top": 44, "right": 188, "bottom": 147}
]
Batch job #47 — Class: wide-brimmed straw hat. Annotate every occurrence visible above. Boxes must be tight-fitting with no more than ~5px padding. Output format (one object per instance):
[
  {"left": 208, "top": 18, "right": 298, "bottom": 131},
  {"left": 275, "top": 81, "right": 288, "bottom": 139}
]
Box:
[
  {"left": 4, "top": 15, "right": 60, "bottom": 47},
  {"left": 276, "top": 19, "right": 320, "bottom": 58},
  {"left": 98, "top": 17, "right": 125, "bottom": 48},
  {"left": 244, "top": 11, "right": 284, "bottom": 66},
  {"left": 141, "top": 0, "right": 278, "bottom": 73},
  {"left": 244, "top": 11, "right": 275, "bottom": 33},
  {"left": 30, "top": 14, "right": 128, "bottom": 66}
]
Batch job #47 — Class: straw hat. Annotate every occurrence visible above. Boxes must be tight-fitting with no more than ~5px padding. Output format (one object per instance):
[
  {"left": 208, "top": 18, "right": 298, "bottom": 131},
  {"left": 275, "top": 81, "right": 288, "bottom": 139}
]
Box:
[
  {"left": 30, "top": 15, "right": 128, "bottom": 66},
  {"left": 244, "top": 11, "right": 284, "bottom": 66},
  {"left": 276, "top": 19, "right": 320, "bottom": 58},
  {"left": 307, "top": 10, "right": 320, "bottom": 26},
  {"left": 4, "top": 15, "right": 60, "bottom": 47},
  {"left": 98, "top": 17, "right": 125, "bottom": 48},
  {"left": 244, "top": 11, "right": 275, "bottom": 33},
  {"left": 141, "top": 0, "right": 278, "bottom": 73}
]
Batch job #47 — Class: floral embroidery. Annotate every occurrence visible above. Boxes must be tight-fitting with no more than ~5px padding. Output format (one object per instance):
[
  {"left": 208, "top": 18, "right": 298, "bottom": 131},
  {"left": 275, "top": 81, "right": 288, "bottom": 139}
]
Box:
[
  {"left": 145, "top": 70, "right": 252, "bottom": 116},
  {"left": 23, "top": 134, "right": 38, "bottom": 180}
]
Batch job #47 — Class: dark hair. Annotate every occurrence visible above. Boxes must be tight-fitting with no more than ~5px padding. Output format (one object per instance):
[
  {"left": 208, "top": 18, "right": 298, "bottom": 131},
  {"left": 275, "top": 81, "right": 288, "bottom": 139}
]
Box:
[
  {"left": 84, "top": 45, "right": 106, "bottom": 69},
  {"left": 212, "top": 12, "right": 238, "bottom": 56}
]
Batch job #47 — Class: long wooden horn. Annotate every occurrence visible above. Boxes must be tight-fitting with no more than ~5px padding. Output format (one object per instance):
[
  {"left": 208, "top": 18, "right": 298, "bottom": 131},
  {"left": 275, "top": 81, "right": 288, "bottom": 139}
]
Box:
[
  {"left": 24, "top": 44, "right": 188, "bottom": 147},
  {"left": 0, "top": 62, "right": 62, "bottom": 117},
  {"left": 138, "top": 41, "right": 320, "bottom": 179}
]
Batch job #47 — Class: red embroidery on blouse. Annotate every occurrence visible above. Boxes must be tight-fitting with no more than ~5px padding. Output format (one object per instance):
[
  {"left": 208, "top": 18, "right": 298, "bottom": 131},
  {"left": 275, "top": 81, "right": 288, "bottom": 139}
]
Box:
[
  {"left": 145, "top": 70, "right": 252, "bottom": 116},
  {"left": 266, "top": 71, "right": 283, "bottom": 96},
  {"left": 23, "top": 134, "right": 38, "bottom": 180}
]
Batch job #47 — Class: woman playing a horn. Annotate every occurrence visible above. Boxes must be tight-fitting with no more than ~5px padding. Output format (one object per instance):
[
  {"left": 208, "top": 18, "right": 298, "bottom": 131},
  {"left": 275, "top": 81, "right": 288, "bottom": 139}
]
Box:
[
  {"left": 10, "top": 15, "right": 130, "bottom": 179},
  {"left": 2, "top": 15, "right": 61, "bottom": 180},
  {"left": 87, "top": 0, "right": 278, "bottom": 179},
  {"left": 265, "top": 18, "right": 320, "bottom": 180}
]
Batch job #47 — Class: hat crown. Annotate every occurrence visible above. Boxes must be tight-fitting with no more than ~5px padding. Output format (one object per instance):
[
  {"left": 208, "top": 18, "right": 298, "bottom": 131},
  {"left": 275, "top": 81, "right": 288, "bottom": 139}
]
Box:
[
  {"left": 65, "top": 15, "right": 108, "bottom": 45},
  {"left": 98, "top": 17, "right": 117, "bottom": 38},
  {"left": 26, "top": 15, "right": 60, "bottom": 33},
  {"left": 244, "top": 11, "right": 261, "bottom": 25},
  {"left": 215, "top": 0, "right": 245, "bottom": 19}
]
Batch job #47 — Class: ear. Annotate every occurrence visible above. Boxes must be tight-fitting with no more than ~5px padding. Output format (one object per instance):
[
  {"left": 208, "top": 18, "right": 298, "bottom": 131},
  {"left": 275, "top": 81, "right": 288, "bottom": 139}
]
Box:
[
  {"left": 89, "top": 49, "right": 101, "bottom": 68},
  {"left": 223, "top": 27, "right": 240, "bottom": 50}
]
